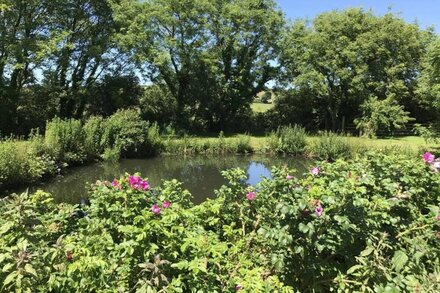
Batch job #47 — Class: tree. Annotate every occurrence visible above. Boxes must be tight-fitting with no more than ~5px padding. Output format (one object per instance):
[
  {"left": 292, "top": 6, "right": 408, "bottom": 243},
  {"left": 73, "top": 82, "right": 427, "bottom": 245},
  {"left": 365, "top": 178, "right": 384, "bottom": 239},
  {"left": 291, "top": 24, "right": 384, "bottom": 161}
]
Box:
[
  {"left": 112, "top": 0, "right": 284, "bottom": 131},
  {"left": 0, "top": 0, "right": 132, "bottom": 135},
  {"left": 0, "top": 0, "right": 52, "bottom": 134},
  {"left": 41, "top": 0, "right": 127, "bottom": 118},
  {"left": 279, "top": 8, "right": 426, "bottom": 131},
  {"left": 354, "top": 96, "right": 413, "bottom": 138},
  {"left": 417, "top": 38, "right": 440, "bottom": 116}
]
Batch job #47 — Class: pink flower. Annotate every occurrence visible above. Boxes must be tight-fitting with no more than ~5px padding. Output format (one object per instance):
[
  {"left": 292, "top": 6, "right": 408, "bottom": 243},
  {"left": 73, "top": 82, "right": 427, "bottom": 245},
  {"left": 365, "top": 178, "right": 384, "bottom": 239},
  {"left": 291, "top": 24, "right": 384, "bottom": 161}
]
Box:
[
  {"left": 246, "top": 191, "right": 256, "bottom": 201},
  {"left": 311, "top": 167, "right": 320, "bottom": 176},
  {"left": 111, "top": 179, "right": 121, "bottom": 189},
  {"left": 315, "top": 204, "right": 323, "bottom": 217},
  {"left": 286, "top": 175, "right": 294, "bottom": 180},
  {"left": 423, "top": 152, "right": 435, "bottom": 164},
  {"left": 129, "top": 175, "right": 142, "bottom": 189},
  {"left": 235, "top": 284, "right": 243, "bottom": 290},
  {"left": 162, "top": 201, "right": 171, "bottom": 209},
  {"left": 140, "top": 180, "right": 150, "bottom": 191},
  {"left": 151, "top": 204, "right": 161, "bottom": 215}
]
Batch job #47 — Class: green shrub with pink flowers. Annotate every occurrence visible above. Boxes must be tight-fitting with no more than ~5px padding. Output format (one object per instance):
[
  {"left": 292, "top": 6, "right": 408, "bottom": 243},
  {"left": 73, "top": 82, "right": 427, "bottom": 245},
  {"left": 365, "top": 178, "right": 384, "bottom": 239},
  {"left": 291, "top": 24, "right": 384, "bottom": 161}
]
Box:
[{"left": 1, "top": 152, "right": 440, "bottom": 292}]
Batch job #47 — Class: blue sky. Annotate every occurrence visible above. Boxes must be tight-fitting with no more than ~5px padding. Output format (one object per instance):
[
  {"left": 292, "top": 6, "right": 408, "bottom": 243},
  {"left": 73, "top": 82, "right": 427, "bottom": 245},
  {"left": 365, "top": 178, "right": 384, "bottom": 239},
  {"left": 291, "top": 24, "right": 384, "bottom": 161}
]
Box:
[{"left": 275, "top": 0, "right": 440, "bottom": 32}]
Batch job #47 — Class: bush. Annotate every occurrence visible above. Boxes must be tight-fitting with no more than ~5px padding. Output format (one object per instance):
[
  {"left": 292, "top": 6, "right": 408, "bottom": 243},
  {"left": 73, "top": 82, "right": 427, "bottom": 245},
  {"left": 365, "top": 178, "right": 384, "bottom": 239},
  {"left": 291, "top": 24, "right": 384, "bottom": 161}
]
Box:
[
  {"left": 0, "top": 138, "right": 56, "bottom": 190},
  {"left": 0, "top": 175, "right": 289, "bottom": 292},
  {"left": 44, "top": 117, "right": 86, "bottom": 164},
  {"left": 234, "top": 134, "right": 253, "bottom": 154},
  {"left": 309, "top": 131, "right": 351, "bottom": 160},
  {"left": 267, "top": 125, "right": 307, "bottom": 154},
  {"left": 101, "top": 109, "right": 154, "bottom": 160},
  {"left": 0, "top": 153, "right": 439, "bottom": 292},
  {"left": 83, "top": 116, "right": 105, "bottom": 160}
]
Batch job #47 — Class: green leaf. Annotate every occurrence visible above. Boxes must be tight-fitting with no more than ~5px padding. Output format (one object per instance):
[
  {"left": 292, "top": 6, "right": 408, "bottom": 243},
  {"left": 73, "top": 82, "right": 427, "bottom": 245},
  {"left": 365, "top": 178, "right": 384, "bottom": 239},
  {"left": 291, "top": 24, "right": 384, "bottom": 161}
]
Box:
[
  {"left": 24, "top": 264, "right": 37, "bottom": 277},
  {"left": 3, "top": 271, "right": 17, "bottom": 286},
  {"left": 360, "top": 247, "right": 374, "bottom": 257},
  {"left": 392, "top": 250, "right": 408, "bottom": 272},
  {"left": 346, "top": 265, "right": 363, "bottom": 275},
  {"left": 0, "top": 222, "right": 14, "bottom": 235}
]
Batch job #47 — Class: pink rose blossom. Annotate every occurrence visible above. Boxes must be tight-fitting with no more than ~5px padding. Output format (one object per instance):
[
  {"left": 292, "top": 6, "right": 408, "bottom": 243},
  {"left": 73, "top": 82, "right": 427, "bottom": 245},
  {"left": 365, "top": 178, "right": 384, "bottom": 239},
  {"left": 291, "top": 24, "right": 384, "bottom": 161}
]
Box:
[
  {"left": 235, "top": 284, "right": 243, "bottom": 291},
  {"left": 111, "top": 179, "right": 121, "bottom": 189},
  {"left": 315, "top": 204, "right": 323, "bottom": 217},
  {"left": 162, "top": 201, "right": 171, "bottom": 209},
  {"left": 151, "top": 204, "right": 161, "bottom": 215},
  {"left": 311, "top": 167, "right": 320, "bottom": 175},
  {"left": 246, "top": 191, "right": 256, "bottom": 201},
  {"left": 140, "top": 180, "right": 150, "bottom": 191},
  {"left": 286, "top": 175, "right": 294, "bottom": 180},
  {"left": 129, "top": 175, "right": 142, "bottom": 189},
  {"left": 423, "top": 152, "right": 435, "bottom": 164}
]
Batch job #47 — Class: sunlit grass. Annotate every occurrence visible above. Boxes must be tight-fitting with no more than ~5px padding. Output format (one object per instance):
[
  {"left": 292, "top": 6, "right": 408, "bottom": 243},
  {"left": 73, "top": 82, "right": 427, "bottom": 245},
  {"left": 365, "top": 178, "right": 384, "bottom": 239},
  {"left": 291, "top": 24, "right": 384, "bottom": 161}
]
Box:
[
  {"left": 169, "top": 135, "right": 436, "bottom": 155},
  {"left": 251, "top": 102, "right": 273, "bottom": 113}
]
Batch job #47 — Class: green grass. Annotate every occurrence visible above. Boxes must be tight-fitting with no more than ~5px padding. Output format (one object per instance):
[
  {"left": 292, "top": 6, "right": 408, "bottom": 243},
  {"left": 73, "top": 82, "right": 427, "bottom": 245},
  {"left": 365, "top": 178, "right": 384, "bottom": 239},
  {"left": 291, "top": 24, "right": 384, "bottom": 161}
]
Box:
[
  {"left": 251, "top": 102, "right": 273, "bottom": 113},
  {"left": 166, "top": 135, "right": 437, "bottom": 155}
]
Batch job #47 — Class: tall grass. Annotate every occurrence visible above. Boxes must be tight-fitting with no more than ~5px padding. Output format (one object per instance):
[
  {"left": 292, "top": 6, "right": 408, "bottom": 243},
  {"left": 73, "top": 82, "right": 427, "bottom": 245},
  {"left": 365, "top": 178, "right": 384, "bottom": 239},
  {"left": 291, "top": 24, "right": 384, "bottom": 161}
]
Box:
[
  {"left": 308, "top": 131, "right": 351, "bottom": 161},
  {"left": 164, "top": 133, "right": 253, "bottom": 155},
  {"left": 266, "top": 125, "right": 307, "bottom": 155},
  {"left": 0, "top": 110, "right": 165, "bottom": 191}
]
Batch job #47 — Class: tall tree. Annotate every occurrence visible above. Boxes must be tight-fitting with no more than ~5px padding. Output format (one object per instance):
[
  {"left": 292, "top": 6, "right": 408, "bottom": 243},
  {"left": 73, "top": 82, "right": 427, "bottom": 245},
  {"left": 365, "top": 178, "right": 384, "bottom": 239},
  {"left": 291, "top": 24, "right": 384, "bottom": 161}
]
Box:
[
  {"left": 417, "top": 37, "right": 440, "bottom": 117},
  {"left": 279, "top": 9, "right": 426, "bottom": 131},
  {"left": 0, "top": 0, "right": 51, "bottom": 133},
  {"left": 41, "top": 0, "right": 126, "bottom": 118},
  {"left": 112, "top": 0, "right": 284, "bottom": 131}
]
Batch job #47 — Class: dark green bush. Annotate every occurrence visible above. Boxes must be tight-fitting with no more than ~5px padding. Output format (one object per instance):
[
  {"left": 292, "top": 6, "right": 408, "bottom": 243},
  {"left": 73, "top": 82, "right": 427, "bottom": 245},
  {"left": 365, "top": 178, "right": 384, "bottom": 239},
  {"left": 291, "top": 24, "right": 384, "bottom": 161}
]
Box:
[{"left": 101, "top": 109, "right": 158, "bottom": 160}]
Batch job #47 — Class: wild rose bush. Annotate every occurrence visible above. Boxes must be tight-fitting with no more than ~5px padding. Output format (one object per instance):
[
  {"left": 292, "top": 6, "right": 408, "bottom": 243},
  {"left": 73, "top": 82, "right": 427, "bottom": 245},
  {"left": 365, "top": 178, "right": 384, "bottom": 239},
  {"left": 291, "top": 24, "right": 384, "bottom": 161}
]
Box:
[{"left": 0, "top": 152, "right": 439, "bottom": 292}]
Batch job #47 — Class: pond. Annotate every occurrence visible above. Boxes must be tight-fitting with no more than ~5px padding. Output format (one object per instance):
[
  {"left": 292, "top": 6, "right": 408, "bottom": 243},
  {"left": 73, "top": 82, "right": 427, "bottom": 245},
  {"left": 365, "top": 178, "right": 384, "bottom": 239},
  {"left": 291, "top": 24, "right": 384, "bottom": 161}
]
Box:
[{"left": 23, "top": 155, "right": 312, "bottom": 204}]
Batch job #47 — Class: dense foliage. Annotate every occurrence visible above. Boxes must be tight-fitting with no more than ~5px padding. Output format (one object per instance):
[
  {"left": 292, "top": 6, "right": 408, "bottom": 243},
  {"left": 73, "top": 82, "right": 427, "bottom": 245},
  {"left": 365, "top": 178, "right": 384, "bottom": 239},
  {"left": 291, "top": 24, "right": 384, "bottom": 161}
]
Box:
[
  {"left": 0, "top": 110, "right": 162, "bottom": 191},
  {"left": 2, "top": 2, "right": 440, "bottom": 135},
  {"left": 276, "top": 8, "right": 436, "bottom": 131},
  {"left": 0, "top": 153, "right": 439, "bottom": 291}
]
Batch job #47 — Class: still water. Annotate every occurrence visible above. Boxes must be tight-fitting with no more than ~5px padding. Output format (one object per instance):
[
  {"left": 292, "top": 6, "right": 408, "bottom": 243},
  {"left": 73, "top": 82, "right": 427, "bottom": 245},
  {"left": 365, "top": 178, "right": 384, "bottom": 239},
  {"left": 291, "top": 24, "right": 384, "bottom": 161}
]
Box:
[{"left": 27, "top": 155, "right": 312, "bottom": 204}]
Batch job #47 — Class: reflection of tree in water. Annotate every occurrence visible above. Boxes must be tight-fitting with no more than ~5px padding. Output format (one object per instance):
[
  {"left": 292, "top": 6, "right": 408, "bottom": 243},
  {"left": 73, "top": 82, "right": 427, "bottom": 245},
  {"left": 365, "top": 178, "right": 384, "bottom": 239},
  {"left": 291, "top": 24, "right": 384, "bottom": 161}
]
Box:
[{"left": 34, "top": 155, "right": 311, "bottom": 204}]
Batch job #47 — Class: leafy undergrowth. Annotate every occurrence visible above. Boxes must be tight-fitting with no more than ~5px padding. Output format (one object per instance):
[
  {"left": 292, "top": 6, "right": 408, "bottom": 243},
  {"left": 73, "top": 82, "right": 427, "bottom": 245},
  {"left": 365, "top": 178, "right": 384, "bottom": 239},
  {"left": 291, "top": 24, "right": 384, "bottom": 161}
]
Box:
[{"left": 0, "top": 152, "right": 439, "bottom": 292}]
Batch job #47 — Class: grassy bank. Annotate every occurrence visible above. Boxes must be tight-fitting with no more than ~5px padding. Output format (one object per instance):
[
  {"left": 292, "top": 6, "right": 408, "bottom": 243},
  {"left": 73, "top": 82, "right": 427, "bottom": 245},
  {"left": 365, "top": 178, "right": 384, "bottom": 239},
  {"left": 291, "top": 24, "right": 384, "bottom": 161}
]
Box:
[
  {"left": 165, "top": 134, "right": 437, "bottom": 157},
  {"left": 1, "top": 118, "right": 438, "bottom": 193}
]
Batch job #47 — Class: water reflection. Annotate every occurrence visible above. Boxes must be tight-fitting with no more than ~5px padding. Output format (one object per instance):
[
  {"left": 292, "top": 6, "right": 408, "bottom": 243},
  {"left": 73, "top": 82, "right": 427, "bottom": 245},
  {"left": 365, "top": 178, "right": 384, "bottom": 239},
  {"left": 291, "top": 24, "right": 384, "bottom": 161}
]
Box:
[{"left": 27, "top": 155, "right": 311, "bottom": 204}]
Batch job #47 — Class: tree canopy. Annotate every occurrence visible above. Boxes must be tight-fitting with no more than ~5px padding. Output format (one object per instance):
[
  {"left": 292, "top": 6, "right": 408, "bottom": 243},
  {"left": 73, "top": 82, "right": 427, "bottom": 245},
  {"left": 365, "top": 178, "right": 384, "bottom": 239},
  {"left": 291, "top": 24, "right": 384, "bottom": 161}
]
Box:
[
  {"left": 278, "top": 8, "right": 431, "bottom": 131},
  {"left": 1, "top": 2, "right": 440, "bottom": 136}
]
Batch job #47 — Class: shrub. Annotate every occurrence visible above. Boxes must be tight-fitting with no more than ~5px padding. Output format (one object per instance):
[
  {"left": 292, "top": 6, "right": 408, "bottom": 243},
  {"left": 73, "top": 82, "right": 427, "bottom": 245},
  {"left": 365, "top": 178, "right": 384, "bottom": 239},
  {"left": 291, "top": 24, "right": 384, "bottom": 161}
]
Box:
[
  {"left": 100, "top": 109, "right": 151, "bottom": 160},
  {"left": 309, "top": 131, "right": 351, "bottom": 160},
  {"left": 216, "top": 152, "right": 440, "bottom": 291},
  {"left": 0, "top": 153, "right": 439, "bottom": 292},
  {"left": 0, "top": 140, "right": 25, "bottom": 188},
  {"left": 0, "top": 138, "right": 56, "bottom": 190},
  {"left": 44, "top": 117, "right": 86, "bottom": 164},
  {"left": 354, "top": 97, "right": 413, "bottom": 138},
  {"left": 83, "top": 115, "right": 105, "bottom": 160},
  {"left": 0, "top": 176, "right": 290, "bottom": 292},
  {"left": 234, "top": 134, "right": 253, "bottom": 154},
  {"left": 267, "top": 125, "right": 307, "bottom": 154},
  {"left": 144, "top": 123, "right": 165, "bottom": 156}
]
